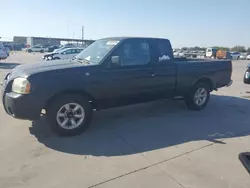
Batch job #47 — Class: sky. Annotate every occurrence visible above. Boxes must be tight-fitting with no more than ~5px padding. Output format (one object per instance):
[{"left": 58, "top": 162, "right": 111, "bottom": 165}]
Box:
[{"left": 1, "top": 0, "right": 250, "bottom": 48}]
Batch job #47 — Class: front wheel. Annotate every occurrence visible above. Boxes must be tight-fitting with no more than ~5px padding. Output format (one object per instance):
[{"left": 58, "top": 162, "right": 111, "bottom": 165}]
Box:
[
  {"left": 184, "top": 83, "right": 210, "bottom": 110},
  {"left": 47, "top": 94, "right": 93, "bottom": 136}
]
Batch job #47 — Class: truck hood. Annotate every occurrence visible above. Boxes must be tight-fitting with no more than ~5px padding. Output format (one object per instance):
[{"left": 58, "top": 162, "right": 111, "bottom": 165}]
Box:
[{"left": 9, "top": 60, "right": 82, "bottom": 79}]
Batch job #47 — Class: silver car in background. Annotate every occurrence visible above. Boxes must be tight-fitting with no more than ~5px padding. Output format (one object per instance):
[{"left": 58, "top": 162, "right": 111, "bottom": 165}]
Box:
[{"left": 240, "top": 52, "right": 250, "bottom": 60}]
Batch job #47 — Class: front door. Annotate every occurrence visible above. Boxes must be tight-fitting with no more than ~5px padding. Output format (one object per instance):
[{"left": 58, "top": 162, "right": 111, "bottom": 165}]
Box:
[
  {"left": 61, "top": 49, "right": 74, "bottom": 60},
  {"left": 92, "top": 39, "right": 156, "bottom": 103}
]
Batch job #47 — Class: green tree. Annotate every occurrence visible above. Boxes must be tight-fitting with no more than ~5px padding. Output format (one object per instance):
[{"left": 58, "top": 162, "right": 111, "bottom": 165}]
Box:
[
  {"left": 212, "top": 46, "right": 229, "bottom": 51},
  {"left": 231, "top": 46, "right": 245, "bottom": 52}
]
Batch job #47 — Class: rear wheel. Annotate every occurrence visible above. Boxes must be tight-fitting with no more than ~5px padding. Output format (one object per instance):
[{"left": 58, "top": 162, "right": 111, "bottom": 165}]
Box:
[
  {"left": 47, "top": 94, "right": 93, "bottom": 136},
  {"left": 185, "top": 82, "right": 210, "bottom": 110},
  {"left": 28, "top": 49, "right": 32, "bottom": 53}
]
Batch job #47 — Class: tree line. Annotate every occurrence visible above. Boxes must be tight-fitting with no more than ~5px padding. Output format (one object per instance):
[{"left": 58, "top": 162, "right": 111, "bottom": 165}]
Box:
[{"left": 181, "top": 46, "right": 250, "bottom": 52}]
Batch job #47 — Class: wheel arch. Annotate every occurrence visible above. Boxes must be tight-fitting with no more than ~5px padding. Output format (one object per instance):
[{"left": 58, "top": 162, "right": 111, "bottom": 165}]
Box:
[
  {"left": 44, "top": 89, "right": 97, "bottom": 110},
  {"left": 193, "top": 77, "right": 214, "bottom": 91}
]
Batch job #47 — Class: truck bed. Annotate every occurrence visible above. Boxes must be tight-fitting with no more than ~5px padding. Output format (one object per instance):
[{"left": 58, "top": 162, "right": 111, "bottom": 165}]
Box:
[{"left": 175, "top": 59, "right": 232, "bottom": 94}]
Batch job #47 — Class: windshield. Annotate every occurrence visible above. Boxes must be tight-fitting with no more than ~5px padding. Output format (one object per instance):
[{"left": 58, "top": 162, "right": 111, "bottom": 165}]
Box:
[
  {"left": 75, "top": 39, "right": 120, "bottom": 64},
  {"left": 54, "top": 47, "right": 68, "bottom": 53}
]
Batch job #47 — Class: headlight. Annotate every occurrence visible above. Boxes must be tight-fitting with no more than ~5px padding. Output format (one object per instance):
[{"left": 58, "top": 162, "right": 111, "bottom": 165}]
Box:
[{"left": 12, "top": 78, "right": 31, "bottom": 94}]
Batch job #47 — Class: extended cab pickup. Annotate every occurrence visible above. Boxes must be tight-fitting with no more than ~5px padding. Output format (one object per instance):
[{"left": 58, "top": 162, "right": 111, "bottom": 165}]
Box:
[{"left": 2, "top": 37, "right": 233, "bottom": 136}]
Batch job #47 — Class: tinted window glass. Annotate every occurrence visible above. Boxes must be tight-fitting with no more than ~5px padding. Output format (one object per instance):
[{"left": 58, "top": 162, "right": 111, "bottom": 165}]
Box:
[
  {"left": 157, "top": 41, "right": 172, "bottom": 63},
  {"left": 64, "top": 49, "right": 72, "bottom": 54},
  {"left": 117, "top": 40, "right": 150, "bottom": 66},
  {"left": 75, "top": 39, "right": 120, "bottom": 65}
]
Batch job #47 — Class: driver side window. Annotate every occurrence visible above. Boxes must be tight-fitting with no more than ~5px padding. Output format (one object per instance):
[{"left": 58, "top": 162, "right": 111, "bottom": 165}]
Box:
[
  {"left": 114, "top": 40, "right": 150, "bottom": 66},
  {"left": 63, "top": 49, "right": 72, "bottom": 54}
]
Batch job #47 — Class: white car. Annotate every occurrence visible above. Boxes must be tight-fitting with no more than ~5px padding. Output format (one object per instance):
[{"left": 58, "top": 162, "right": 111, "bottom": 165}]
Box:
[
  {"left": 247, "top": 55, "right": 250, "bottom": 60},
  {"left": 51, "top": 48, "right": 84, "bottom": 60},
  {"left": 0, "top": 42, "right": 8, "bottom": 60},
  {"left": 53, "top": 46, "right": 69, "bottom": 53},
  {"left": 27, "top": 45, "right": 47, "bottom": 53},
  {"left": 206, "top": 48, "right": 217, "bottom": 58},
  {"left": 240, "top": 53, "right": 249, "bottom": 60},
  {"left": 230, "top": 52, "right": 240, "bottom": 60}
]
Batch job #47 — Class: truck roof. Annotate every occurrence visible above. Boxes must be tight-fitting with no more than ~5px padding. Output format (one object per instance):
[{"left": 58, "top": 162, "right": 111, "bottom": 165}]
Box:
[{"left": 100, "top": 37, "right": 170, "bottom": 42}]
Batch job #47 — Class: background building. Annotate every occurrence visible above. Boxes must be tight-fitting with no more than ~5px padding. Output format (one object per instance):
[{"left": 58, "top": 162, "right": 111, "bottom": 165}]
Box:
[
  {"left": 13, "top": 36, "right": 27, "bottom": 44},
  {"left": 13, "top": 36, "right": 94, "bottom": 48}
]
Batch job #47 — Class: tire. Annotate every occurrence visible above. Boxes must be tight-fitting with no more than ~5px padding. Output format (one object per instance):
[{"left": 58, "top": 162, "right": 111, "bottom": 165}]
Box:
[
  {"left": 28, "top": 49, "right": 32, "bottom": 53},
  {"left": 243, "top": 70, "right": 250, "bottom": 84},
  {"left": 184, "top": 82, "right": 210, "bottom": 111},
  {"left": 47, "top": 94, "right": 93, "bottom": 136}
]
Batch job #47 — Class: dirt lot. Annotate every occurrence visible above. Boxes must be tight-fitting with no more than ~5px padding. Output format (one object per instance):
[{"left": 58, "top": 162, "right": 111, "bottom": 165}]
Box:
[{"left": 1, "top": 52, "right": 250, "bottom": 188}]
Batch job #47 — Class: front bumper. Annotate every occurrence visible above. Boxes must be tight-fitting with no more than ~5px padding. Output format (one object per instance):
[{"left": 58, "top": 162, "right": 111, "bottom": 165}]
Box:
[{"left": 2, "top": 92, "right": 42, "bottom": 120}]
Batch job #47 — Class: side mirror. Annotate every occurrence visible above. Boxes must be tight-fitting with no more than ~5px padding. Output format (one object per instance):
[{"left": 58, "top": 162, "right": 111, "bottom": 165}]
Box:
[{"left": 111, "top": 56, "right": 120, "bottom": 65}]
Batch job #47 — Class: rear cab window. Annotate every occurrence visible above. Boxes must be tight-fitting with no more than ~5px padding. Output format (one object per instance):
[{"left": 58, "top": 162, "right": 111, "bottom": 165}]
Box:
[{"left": 155, "top": 39, "right": 173, "bottom": 64}]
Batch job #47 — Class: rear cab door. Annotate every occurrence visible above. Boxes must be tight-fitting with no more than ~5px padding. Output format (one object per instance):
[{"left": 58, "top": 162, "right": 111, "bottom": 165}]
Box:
[{"left": 151, "top": 39, "right": 176, "bottom": 97}]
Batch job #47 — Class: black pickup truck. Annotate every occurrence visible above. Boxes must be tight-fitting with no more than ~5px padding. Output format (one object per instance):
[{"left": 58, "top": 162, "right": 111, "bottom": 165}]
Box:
[{"left": 2, "top": 37, "right": 233, "bottom": 136}]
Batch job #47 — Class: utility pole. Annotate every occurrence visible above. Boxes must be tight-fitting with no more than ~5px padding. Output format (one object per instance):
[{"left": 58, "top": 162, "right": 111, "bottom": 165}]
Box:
[
  {"left": 82, "top": 26, "right": 84, "bottom": 40},
  {"left": 82, "top": 26, "right": 84, "bottom": 46}
]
